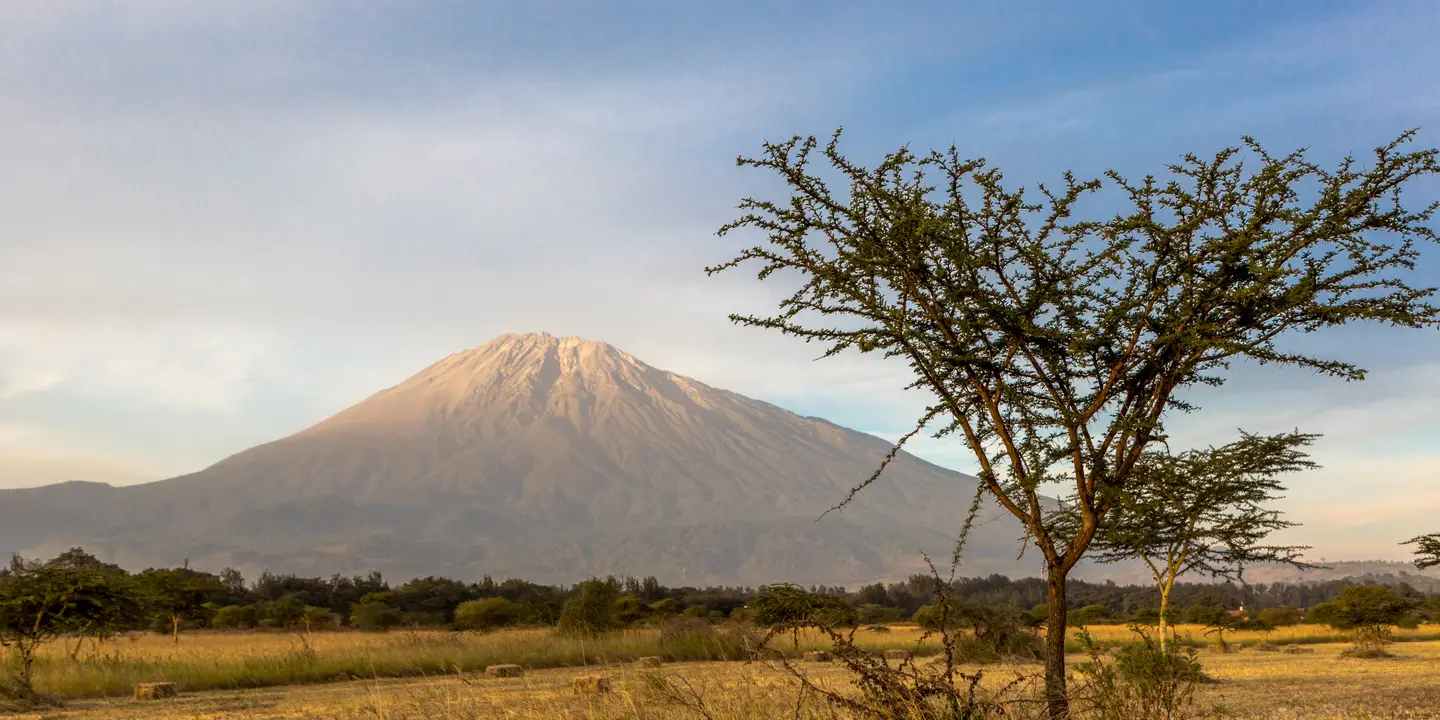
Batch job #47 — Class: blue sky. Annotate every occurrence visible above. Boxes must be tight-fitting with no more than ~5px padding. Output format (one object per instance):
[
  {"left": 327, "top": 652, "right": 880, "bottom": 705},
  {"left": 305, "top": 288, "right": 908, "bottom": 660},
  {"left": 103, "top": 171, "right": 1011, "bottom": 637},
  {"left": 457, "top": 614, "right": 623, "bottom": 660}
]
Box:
[{"left": 1, "top": 0, "right": 1436, "bottom": 560}]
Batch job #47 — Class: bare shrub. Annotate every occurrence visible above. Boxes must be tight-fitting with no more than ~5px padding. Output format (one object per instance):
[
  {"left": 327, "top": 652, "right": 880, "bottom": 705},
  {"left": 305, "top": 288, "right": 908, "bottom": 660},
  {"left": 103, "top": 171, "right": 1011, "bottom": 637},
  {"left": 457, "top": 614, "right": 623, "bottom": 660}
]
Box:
[{"left": 1072, "top": 627, "right": 1216, "bottom": 720}]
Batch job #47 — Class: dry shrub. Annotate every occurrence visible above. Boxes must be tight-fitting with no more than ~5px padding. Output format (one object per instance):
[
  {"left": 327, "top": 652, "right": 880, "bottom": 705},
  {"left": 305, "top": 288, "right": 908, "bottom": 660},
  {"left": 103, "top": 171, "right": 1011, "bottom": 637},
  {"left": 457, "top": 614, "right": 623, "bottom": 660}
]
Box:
[
  {"left": 484, "top": 664, "right": 523, "bottom": 678},
  {"left": 1342, "top": 625, "right": 1395, "bottom": 659},
  {"left": 1281, "top": 645, "right": 1314, "bottom": 655},
  {"left": 1072, "top": 627, "right": 1216, "bottom": 720}
]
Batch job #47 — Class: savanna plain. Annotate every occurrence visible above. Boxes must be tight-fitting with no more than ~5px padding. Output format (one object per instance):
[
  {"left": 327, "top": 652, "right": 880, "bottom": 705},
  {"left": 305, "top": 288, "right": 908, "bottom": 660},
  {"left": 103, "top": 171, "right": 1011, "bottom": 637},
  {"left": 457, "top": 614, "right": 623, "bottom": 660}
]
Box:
[{"left": 8, "top": 624, "right": 1440, "bottom": 720}]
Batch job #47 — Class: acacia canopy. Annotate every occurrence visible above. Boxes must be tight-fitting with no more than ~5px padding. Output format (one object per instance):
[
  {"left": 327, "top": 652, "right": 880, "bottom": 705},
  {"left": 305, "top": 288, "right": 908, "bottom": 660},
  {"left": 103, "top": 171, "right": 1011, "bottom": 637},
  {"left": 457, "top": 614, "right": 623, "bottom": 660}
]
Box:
[
  {"left": 1406, "top": 533, "right": 1440, "bottom": 570},
  {"left": 710, "top": 128, "right": 1439, "bottom": 716}
]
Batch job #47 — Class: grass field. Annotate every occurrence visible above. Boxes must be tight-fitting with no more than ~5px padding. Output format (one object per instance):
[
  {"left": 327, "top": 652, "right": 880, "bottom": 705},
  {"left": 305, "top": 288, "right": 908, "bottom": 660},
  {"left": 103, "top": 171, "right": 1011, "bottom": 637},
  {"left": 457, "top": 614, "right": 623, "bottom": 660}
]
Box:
[{"left": 8, "top": 624, "right": 1440, "bottom": 718}]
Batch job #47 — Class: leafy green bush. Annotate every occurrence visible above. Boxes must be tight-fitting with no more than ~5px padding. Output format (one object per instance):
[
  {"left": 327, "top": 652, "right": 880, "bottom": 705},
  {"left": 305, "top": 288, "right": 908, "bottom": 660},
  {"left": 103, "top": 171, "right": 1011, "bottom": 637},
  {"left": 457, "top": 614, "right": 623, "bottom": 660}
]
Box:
[
  {"left": 1068, "top": 604, "right": 1114, "bottom": 627},
  {"left": 1256, "top": 607, "right": 1301, "bottom": 627},
  {"left": 1304, "top": 601, "right": 1339, "bottom": 626},
  {"left": 453, "top": 597, "right": 531, "bottom": 632},
  {"left": 556, "top": 579, "right": 619, "bottom": 636},
  {"left": 350, "top": 599, "right": 402, "bottom": 631},
  {"left": 211, "top": 604, "right": 260, "bottom": 629}
]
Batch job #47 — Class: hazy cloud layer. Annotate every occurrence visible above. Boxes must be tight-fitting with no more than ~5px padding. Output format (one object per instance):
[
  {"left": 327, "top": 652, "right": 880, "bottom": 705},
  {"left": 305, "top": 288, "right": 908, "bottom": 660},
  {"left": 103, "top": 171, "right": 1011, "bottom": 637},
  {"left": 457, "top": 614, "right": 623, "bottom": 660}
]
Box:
[{"left": 1, "top": 0, "right": 1436, "bottom": 560}]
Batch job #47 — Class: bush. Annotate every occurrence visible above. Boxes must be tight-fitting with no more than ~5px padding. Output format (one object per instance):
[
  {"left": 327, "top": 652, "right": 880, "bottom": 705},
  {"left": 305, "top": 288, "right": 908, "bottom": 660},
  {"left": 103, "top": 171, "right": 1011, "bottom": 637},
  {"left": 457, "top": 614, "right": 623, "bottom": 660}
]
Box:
[
  {"left": 856, "top": 604, "right": 908, "bottom": 624},
  {"left": 1304, "top": 601, "right": 1339, "bottom": 626},
  {"left": 350, "top": 600, "right": 403, "bottom": 631},
  {"left": 1256, "top": 607, "right": 1302, "bottom": 627},
  {"left": 1182, "top": 604, "right": 1230, "bottom": 626},
  {"left": 1074, "top": 627, "right": 1212, "bottom": 720},
  {"left": 265, "top": 594, "right": 306, "bottom": 629},
  {"left": 1069, "top": 604, "right": 1113, "bottom": 627},
  {"left": 557, "top": 579, "right": 619, "bottom": 636},
  {"left": 453, "top": 597, "right": 531, "bottom": 632},
  {"left": 1330, "top": 585, "right": 1415, "bottom": 630},
  {"left": 211, "top": 604, "right": 260, "bottom": 629}
]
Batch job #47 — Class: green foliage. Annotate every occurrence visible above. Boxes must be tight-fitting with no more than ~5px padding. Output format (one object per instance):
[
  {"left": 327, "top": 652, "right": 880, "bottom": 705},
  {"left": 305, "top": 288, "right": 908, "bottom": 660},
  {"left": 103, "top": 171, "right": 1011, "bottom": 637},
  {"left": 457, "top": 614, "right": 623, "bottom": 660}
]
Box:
[
  {"left": 0, "top": 554, "right": 141, "bottom": 692},
  {"left": 1068, "top": 604, "right": 1113, "bottom": 627},
  {"left": 855, "top": 604, "right": 908, "bottom": 624},
  {"left": 1256, "top": 607, "right": 1302, "bottom": 627},
  {"left": 614, "top": 595, "right": 645, "bottom": 625},
  {"left": 133, "top": 567, "right": 224, "bottom": 641},
  {"left": 747, "top": 584, "right": 857, "bottom": 633},
  {"left": 211, "top": 604, "right": 261, "bottom": 629},
  {"left": 647, "top": 597, "right": 677, "bottom": 616},
  {"left": 1328, "top": 585, "right": 1416, "bottom": 631},
  {"left": 1406, "top": 533, "right": 1440, "bottom": 570},
  {"left": 1183, "top": 605, "right": 1231, "bottom": 626},
  {"left": 556, "top": 579, "right": 620, "bottom": 636},
  {"left": 300, "top": 606, "right": 337, "bottom": 632},
  {"left": 682, "top": 604, "right": 710, "bottom": 619},
  {"left": 265, "top": 594, "right": 306, "bottom": 629},
  {"left": 1305, "top": 601, "right": 1340, "bottom": 626},
  {"left": 349, "top": 599, "right": 402, "bottom": 632},
  {"left": 453, "top": 597, "right": 531, "bottom": 632}
]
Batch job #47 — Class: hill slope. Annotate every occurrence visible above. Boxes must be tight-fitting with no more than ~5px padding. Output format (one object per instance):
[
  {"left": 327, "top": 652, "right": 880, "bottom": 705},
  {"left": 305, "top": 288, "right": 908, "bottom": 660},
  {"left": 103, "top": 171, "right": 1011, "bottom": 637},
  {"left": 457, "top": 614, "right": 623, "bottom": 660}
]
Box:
[{"left": 0, "top": 332, "right": 1049, "bottom": 585}]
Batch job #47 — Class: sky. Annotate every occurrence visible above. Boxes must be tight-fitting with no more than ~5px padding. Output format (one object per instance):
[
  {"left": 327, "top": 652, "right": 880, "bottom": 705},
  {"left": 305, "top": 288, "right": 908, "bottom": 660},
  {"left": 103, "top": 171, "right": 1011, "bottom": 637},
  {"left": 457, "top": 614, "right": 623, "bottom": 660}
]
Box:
[{"left": 1, "top": 0, "right": 1437, "bottom": 561}]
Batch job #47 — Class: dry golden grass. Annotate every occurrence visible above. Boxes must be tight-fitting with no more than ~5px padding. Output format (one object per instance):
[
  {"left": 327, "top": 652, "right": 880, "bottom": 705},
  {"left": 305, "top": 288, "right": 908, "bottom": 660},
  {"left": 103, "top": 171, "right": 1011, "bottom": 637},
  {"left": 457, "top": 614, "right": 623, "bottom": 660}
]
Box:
[{"left": 8, "top": 626, "right": 1440, "bottom": 718}]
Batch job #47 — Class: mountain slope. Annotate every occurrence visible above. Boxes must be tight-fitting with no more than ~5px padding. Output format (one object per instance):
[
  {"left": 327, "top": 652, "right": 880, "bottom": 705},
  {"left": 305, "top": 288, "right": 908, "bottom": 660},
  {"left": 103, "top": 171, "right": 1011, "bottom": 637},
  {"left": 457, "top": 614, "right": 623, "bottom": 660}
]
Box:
[{"left": 0, "top": 332, "right": 1046, "bottom": 585}]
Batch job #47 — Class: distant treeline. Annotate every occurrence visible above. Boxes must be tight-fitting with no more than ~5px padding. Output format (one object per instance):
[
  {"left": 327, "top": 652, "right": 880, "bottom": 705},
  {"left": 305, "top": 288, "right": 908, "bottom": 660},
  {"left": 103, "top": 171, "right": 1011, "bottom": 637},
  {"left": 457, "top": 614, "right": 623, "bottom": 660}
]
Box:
[{"left": 4, "top": 547, "right": 1437, "bottom": 637}]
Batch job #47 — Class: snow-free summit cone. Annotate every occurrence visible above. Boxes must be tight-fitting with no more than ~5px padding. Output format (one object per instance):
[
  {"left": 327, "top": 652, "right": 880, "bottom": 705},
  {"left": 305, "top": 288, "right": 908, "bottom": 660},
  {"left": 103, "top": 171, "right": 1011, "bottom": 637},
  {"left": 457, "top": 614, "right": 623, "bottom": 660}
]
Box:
[{"left": 0, "top": 332, "right": 1030, "bottom": 585}]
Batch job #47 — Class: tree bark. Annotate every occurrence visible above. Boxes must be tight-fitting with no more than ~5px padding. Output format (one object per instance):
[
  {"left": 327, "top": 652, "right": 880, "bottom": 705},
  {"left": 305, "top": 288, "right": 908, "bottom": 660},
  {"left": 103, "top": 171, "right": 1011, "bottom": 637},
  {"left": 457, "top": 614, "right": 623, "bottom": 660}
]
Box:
[
  {"left": 172, "top": 615, "right": 181, "bottom": 645},
  {"left": 1158, "top": 584, "right": 1172, "bottom": 653},
  {"left": 1044, "top": 568, "right": 1070, "bottom": 719}
]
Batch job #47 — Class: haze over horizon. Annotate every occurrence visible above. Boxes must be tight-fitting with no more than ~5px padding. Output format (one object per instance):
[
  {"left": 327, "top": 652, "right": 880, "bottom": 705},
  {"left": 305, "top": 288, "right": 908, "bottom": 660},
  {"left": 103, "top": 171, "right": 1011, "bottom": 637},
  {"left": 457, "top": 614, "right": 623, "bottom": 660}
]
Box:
[{"left": 2, "top": 1, "right": 1437, "bottom": 562}]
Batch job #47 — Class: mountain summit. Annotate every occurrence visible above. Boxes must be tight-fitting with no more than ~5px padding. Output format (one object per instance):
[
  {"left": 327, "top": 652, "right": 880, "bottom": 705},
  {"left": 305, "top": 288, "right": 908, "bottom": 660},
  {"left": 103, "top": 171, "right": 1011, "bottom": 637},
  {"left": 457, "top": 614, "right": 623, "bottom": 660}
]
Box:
[{"left": 0, "top": 333, "right": 1039, "bottom": 585}]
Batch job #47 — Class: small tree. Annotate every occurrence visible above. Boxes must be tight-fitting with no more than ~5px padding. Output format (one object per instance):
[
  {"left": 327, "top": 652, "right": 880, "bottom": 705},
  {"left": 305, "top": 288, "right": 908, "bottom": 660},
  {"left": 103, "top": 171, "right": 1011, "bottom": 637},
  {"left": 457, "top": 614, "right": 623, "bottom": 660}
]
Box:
[
  {"left": 300, "top": 606, "right": 336, "bottom": 635},
  {"left": 1065, "top": 431, "right": 1317, "bottom": 651},
  {"left": 265, "top": 594, "right": 306, "bottom": 629},
  {"left": 134, "top": 568, "right": 224, "bottom": 643},
  {"left": 556, "top": 579, "right": 620, "bottom": 636},
  {"left": 0, "top": 555, "right": 138, "bottom": 698},
  {"left": 710, "top": 129, "right": 1439, "bottom": 717},
  {"left": 1405, "top": 533, "right": 1439, "bottom": 570},
  {"left": 1328, "top": 585, "right": 1416, "bottom": 657}
]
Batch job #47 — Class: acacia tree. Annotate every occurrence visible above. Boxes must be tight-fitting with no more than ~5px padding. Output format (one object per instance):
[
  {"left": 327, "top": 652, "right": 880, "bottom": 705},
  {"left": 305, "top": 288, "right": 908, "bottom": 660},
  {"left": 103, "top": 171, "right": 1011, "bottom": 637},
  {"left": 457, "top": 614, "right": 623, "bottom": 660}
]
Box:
[
  {"left": 708, "top": 129, "right": 1438, "bottom": 717},
  {"left": 0, "top": 555, "right": 137, "bottom": 698},
  {"left": 134, "top": 568, "right": 223, "bottom": 644},
  {"left": 1064, "top": 431, "right": 1318, "bottom": 651},
  {"left": 1405, "top": 533, "right": 1439, "bottom": 570}
]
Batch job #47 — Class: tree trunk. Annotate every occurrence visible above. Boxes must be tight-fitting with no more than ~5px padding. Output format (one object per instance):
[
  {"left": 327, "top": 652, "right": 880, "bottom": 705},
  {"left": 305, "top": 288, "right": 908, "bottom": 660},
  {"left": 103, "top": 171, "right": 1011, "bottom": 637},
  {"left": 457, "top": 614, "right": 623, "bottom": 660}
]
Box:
[
  {"left": 17, "top": 641, "right": 35, "bottom": 691},
  {"left": 1158, "top": 585, "right": 1171, "bottom": 653},
  {"left": 172, "top": 615, "right": 181, "bottom": 645},
  {"left": 1044, "top": 568, "right": 1070, "bottom": 719}
]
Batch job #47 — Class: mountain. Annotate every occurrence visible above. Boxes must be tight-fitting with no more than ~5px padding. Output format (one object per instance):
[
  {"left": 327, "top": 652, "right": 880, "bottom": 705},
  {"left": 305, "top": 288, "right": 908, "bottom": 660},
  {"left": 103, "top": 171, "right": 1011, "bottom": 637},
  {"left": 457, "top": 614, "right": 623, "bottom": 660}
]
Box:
[{"left": 0, "top": 332, "right": 1058, "bottom": 586}]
